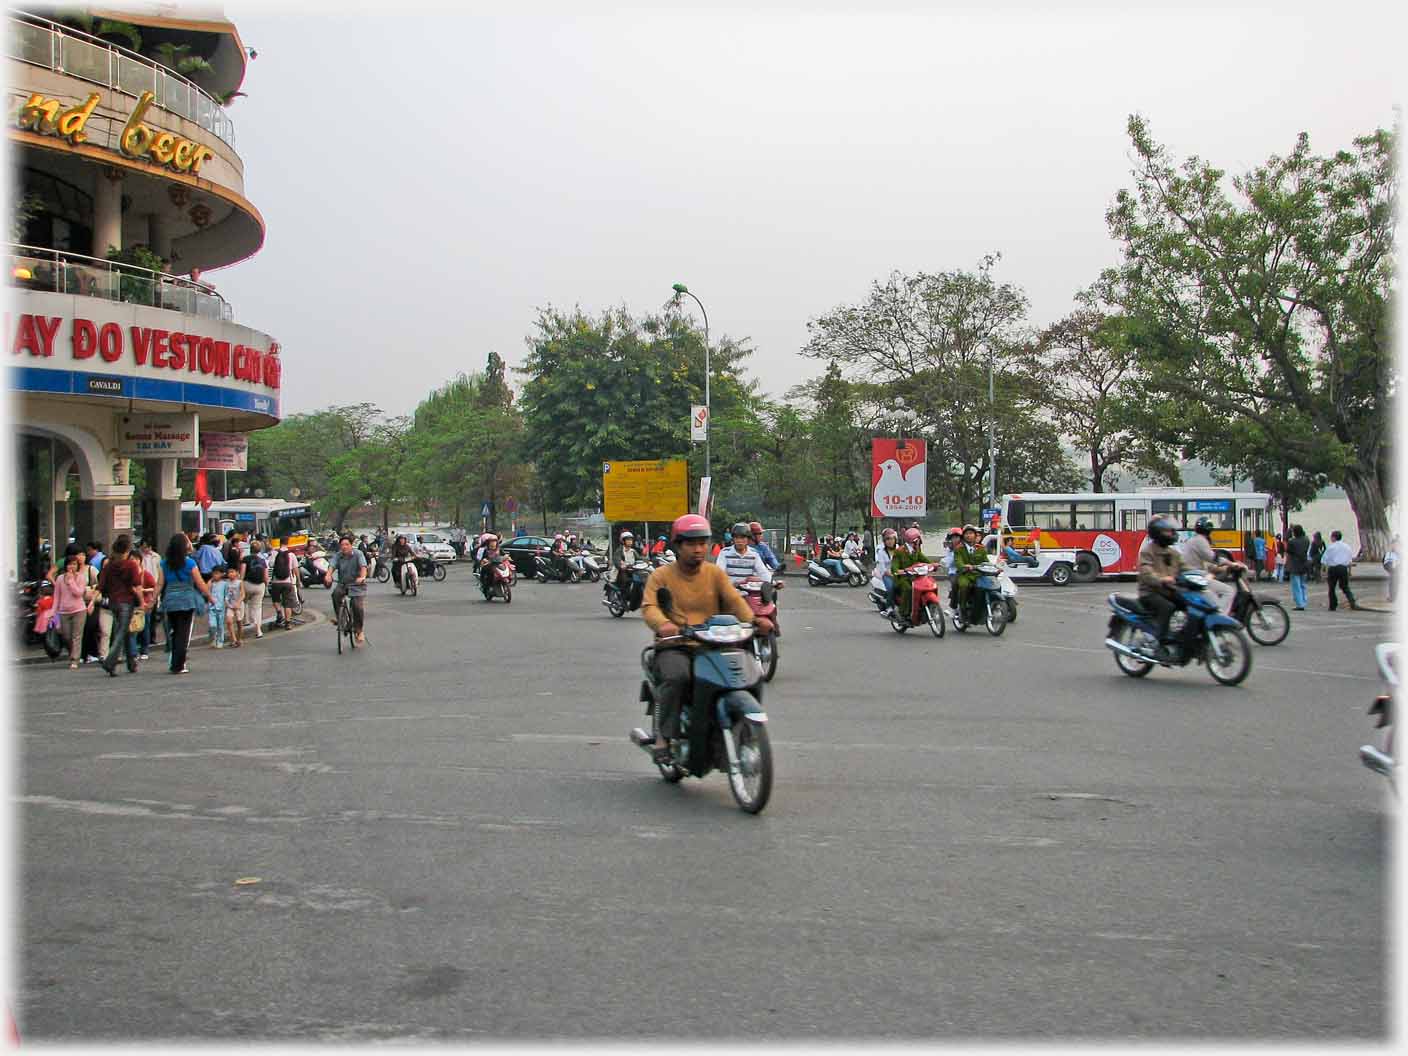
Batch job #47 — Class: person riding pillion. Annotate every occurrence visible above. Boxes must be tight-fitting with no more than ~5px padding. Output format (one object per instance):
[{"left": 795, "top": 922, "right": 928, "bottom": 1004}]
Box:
[
  {"left": 952, "top": 524, "right": 987, "bottom": 616},
  {"left": 1137, "top": 516, "right": 1186, "bottom": 659},
  {"left": 748, "top": 522, "right": 781, "bottom": 573},
  {"left": 889, "top": 527, "right": 930, "bottom": 620},
  {"left": 477, "top": 534, "right": 502, "bottom": 593},
  {"left": 873, "top": 526, "right": 900, "bottom": 615},
  {"left": 641, "top": 515, "right": 773, "bottom": 762},
  {"left": 1180, "top": 517, "right": 1241, "bottom": 614}
]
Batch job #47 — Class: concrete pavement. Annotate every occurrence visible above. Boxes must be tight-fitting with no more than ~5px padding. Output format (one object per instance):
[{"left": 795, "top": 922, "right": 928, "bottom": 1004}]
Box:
[{"left": 14, "top": 565, "right": 1393, "bottom": 1040}]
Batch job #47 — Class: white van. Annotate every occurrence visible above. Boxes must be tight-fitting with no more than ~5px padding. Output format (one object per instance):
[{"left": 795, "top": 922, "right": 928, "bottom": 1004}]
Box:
[{"left": 392, "top": 527, "right": 457, "bottom": 563}]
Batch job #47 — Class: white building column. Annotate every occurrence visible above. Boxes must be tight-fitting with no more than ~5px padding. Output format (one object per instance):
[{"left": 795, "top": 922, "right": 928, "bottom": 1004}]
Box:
[{"left": 93, "top": 166, "right": 124, "bottom": 257}]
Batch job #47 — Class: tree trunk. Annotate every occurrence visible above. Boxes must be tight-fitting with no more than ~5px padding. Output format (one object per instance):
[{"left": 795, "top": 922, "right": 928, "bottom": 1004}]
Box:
[
  {"left": 1340, "top": 464, "right": 1391, "bottom": 562},
  {"left": 1090, "top": 450, "right": 1104, "bottom": 493}
]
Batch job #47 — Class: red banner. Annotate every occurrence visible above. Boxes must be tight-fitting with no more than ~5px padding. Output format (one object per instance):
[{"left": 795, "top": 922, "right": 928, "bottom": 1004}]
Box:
[
  {"left": 871, "top": 438, "right": 927, "bottom": 518},
  {"left": 194, "top": 468, "right": 212, "bottom": 510}
]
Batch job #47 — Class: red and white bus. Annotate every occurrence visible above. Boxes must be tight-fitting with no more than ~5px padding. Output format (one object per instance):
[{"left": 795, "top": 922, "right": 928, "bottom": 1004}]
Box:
[{"left": 995, "top": 489, "right": 1274, "bottom": 583}]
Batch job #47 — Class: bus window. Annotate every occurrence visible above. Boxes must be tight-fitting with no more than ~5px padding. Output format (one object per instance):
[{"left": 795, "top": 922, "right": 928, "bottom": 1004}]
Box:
[
  {"left": 1028, "top": 501, "right": 1075, "bottom": 529},
  {"left": 272, "top": 509, "right": 312, "bottom": 541},
  {"left": 1073, "top": 501, "right": 1114, "bottom": 530},
  {"left": 1240, "top": 507, "right": 1265, "bottom": 534},
  {"left": 1121, "top": 509, "right": 1148, "bottom": 532}
]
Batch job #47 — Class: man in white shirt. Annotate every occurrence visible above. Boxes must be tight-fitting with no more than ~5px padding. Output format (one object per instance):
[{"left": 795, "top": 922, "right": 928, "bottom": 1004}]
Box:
[
  {"left": 1322, "top": 530, "right": 1360, "bottom": 611},
  {"left": 717, "top": 522, "right": 773, "bottom": 599}
]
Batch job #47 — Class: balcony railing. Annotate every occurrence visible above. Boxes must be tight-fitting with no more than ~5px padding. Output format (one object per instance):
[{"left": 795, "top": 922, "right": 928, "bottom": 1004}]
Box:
[
  {"left": 7, "top": 12, "right": 236, "bottom": 149},
  {"left": 9, "top": 244, "right": 234, "bottom": 323}
]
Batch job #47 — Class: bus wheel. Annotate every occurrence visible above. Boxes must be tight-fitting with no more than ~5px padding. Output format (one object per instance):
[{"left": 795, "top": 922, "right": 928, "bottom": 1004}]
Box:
[
  {"left": 1049, "top": 562, "right": 1073, "bottom": 586},
  {"left": 1072, "top": 552, "right": 1101, "bottom": 582}
]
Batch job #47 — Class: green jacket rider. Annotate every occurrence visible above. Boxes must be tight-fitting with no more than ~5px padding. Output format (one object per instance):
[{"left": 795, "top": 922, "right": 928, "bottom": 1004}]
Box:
[
  {"left": 889, "top": 526, "right": 929, "bottom": 620},
  {"left": 952, "top": 525, "right": 987, "bottom": 614}
]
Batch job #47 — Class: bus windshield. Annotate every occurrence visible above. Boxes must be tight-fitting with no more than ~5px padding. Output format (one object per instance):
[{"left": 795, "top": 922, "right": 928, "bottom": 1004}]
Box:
[{"left": 271, "top": 508, "right": 312, "bottom": 540}]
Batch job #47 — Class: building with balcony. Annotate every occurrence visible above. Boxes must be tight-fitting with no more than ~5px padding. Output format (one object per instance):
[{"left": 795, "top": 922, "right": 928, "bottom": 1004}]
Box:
[{"left": 6, "top": 4, "right": 281, "bottom": 581}]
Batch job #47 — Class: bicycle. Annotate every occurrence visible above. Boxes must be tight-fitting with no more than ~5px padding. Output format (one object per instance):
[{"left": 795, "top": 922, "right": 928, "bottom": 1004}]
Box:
[{"left": 335, "top": 591, "right": 357, "bottom": 654}]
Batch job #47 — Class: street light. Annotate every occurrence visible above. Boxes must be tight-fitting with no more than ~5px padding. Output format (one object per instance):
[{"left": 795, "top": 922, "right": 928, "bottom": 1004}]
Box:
[{"left": 671, "top": 282, "right": 710, "bottom": 480}]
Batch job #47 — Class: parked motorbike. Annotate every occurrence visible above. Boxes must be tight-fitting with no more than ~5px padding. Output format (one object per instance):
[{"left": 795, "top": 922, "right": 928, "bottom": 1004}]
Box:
[
  {"left": 568, "top": 548, "right": 605, "bottom": 582},
  {"left": 535, "top": 549, "right": 579, "bottom": 583},
  {"left": 952, "top": 562, "right": 1009, "bottom": 636},
  {"left": 479, "top": 554, "right": 514, "bottom": 603},
  {"left": 299, "top": 550, "right": 330, "bottom": 590},
  {"left": 738, "top": 576, "right": 781, "bottom": 681},
  {"left": 1359, "top": 643, "right": 1396, "bottom": 789},
  {"left": 628, "top": 593, "right": 773, "bottom": 813},
  {"left": 1225, "top": 565, "right": 1290, "bottom": 645},
  {"left": 1104, "top": 569, "right": 1252, "bottom": 685},
  {"left": 18, "top": 578, "right": 60, "bottom": 655},
  {"left": 886, "top": 563, "right": 946, "bottom": 637},
  {"left": 806, "top": 555, "right": 866, "bottom": 587},
  {"left": 603, "top": 560, "right": 652, "bottom": 617}
]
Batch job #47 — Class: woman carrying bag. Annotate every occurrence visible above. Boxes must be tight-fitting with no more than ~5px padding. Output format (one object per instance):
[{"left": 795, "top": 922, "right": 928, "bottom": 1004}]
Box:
[
  {"left": 158, "top": 533, "right": 215, "bottom": 674},
  {"left": 52, "top": 551, "right": 95, "bottom": 669}
]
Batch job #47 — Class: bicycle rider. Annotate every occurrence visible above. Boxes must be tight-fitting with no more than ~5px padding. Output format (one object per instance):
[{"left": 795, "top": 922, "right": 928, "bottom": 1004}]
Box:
[{"left": 324, "top": 533, "right": 368, "bottom": 644}]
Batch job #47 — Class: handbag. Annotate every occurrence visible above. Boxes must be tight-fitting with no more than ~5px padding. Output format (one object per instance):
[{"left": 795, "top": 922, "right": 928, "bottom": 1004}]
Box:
[{"left": 128, "top": 610, "right": 146, "bottom": 634}]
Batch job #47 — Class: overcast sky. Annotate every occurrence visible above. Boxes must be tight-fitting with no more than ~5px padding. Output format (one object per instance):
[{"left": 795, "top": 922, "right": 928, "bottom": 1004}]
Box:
[{"left": 214, "top": 1, "right": 1401, "bottom": 419}]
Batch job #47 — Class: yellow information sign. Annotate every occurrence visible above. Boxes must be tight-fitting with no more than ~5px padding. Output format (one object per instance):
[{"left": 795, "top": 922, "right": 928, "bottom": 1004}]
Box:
[{"left": 602, "top": 459, "right": 689, "bottom": 522}]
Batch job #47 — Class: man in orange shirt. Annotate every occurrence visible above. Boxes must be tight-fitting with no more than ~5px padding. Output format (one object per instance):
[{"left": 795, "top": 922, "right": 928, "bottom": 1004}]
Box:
[{"left": 641, "top": 514, "right": 771, "bottom": 761}]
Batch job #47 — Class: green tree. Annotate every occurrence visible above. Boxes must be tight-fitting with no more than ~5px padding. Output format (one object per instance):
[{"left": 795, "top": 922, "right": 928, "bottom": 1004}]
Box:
[
  {"left": 1039, "top": 309, "right": 1180, "bottom": 491},
  {"left": 1100, "top": 116, "right": 1396, "bottom": 557},
  {"left": 518, "top": 306, "right": 758, "bottom": 512}
]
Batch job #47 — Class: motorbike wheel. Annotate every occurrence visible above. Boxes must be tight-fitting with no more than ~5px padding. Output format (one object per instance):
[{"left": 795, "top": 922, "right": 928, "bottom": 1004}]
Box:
[
  {"left": 985, "top": 596, "right": 1008, "bottom": 637},
  {"left": 847, "top": 571, "right": 866, "bottom": 587},
  {"left": 807, "top": 573, "right": 824, "bottom": 587},
  {"left": 1002, "top": 598, "right": 1017, "bottom": 623},
  {"left": 588, "top": 569, "right": 601, "bottom": 583},
  {"left": 728, "top": 720, "right": 773, "bottom": 814},
  {"left": 432, "top": 563, "right": 447, "bottom": 582},
  {"left": 1205, "top": 626, "right": 1252, "bottom": 686},
  {"left": 374, "top": 566, "right": 390, "bottom": 583},
  {"left": 754, "top": 635, "right": 779, "bottom": 681},
  {"left": 889, "top": 612, "right": 908, "bottom": 633},
  {"left": 1112, "top": 622, "right": 1155, "bottom": 677},
  {"left": 1244, "top": 601, "right": 1289, "bottom": 646},
  {"left": 607, "top": 592, "right": 626, "bottom": 618},
  {"left": 501, "top": 583, "right": 512, "bottom": 605},
  {"left": 290, "top": 587, "right": 305, "bottom": 616},
  {"left": 924, "top": 602, "right": 945, "bottom": 638}
]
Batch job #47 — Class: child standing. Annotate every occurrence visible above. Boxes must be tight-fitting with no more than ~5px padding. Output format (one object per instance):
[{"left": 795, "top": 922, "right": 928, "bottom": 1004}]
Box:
[
  {"left": 208, "top": 565, "right": 229, "bottom": 648},
  {"left": 224, "top": 566, "right": 245, "bottom": 648}
]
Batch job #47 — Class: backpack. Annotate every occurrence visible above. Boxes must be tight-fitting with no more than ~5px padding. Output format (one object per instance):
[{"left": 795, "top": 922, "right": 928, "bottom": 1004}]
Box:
[
  {"left": 244, "top": 554, "right": 267, "bottom": 584},
  {"left": 272, "top": 551, "right": 293, "bottom": 581}
]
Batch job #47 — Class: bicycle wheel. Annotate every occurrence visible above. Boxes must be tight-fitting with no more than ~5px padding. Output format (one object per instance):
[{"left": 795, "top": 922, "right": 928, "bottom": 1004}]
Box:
[{"left": 335, "top": 602, "right": 343, "bottom": 655}]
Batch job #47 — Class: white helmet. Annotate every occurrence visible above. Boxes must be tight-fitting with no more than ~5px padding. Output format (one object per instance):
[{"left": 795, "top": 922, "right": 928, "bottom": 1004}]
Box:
[{"left": 620, "top": 530, "right": 635, "bottom": 543}]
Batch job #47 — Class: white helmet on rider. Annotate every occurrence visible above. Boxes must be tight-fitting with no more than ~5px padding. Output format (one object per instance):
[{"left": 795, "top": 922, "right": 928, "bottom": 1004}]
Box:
[{"left": 619, "top": 530, "right": 635, "bottom": 544}]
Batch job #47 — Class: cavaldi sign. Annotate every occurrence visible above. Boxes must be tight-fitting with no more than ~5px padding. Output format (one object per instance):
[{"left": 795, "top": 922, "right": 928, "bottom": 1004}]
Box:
[{"left": 16, "top": 90, "right": 216, "bottom": 174}]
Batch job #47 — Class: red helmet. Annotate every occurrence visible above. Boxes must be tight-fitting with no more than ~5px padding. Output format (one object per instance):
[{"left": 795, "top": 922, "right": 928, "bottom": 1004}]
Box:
[
  {"left": 903, "top": 527, "right": 922, "bottom": 545},
  {"left": 671, "top": 514, "right": 712, "bottom": 542},
  {"left": 748, "top": 521, "right": 764, "bottom": 536}
]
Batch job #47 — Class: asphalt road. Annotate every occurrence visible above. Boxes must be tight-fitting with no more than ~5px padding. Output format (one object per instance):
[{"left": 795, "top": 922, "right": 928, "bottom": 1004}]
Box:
[{"left": 15, "top": 564, "right": 1394, "bottom": 1041}]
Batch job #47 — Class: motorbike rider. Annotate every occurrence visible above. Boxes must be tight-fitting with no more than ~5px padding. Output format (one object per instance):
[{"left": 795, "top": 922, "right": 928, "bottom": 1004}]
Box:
[
  {"left": 390, "top": 533, "right": 418, "bottom": 591},
  {"left": 717, "top": 522, "right": 775, "bottom": 603},
  {"left": 890, "top": 527, "right": 930, "bottom": 621},
  {"left": 1180, "top": 517, "right": 1241, "bottom": 614},
  {"left": 952, "top": 524, "right": 987, "bottom": 617},
  {"left": 821, "top": 537, "right": 848, "bottom": 580},
  {"left": 1137, "top": 516, "right": 1187, "bottom": 659},
  {"left": 641, "top": 514, "right": 771, "bottom": 762},
  {"left": 478, "top": 534, "right": 504, "bottom": 594},
  {"left": 748, "top": 522, "right": 781, "bottom": 575},
  {"left": 942, "top": 528, "right": 962, "bottom": 606},
  {"left": 549, "top": 533, "right": 570, "bottom": 580},
  {"left": 614, "top": 530, "right": 641, "bottom": 587},
  {"left": 873, "top": 526, "right": 900, "bottom": 615}
]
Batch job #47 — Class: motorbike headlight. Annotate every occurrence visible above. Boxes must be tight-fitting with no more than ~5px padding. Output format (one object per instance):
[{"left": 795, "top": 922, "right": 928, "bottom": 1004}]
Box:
[{"left": 694, "top": 623, "right": 756, "bottom": 645}]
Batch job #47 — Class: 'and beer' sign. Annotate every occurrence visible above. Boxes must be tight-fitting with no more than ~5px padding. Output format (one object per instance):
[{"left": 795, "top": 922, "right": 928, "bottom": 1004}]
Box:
[{"left": 117, "top": 413, "right": 198, "bottom": 458}]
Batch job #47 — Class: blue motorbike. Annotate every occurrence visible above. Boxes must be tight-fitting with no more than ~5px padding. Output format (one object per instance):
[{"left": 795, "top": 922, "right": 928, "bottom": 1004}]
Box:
[
  {"left": 629, "top": 611, "right": 773, "bottom": 814},
  {"left": 1104, "top": 569, "right": 1252, "bottom": 686}
]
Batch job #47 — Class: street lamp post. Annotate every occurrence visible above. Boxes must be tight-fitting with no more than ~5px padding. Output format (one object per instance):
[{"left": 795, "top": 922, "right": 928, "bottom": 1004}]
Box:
[{"left": 671, "top": 283, "right": 710, "bottom": 480}]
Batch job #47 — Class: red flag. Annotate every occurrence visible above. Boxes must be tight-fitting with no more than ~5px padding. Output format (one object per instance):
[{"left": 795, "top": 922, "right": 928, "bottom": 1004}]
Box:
[{"left": 194, "top": 468, "right": 212, "bottom": 510}]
